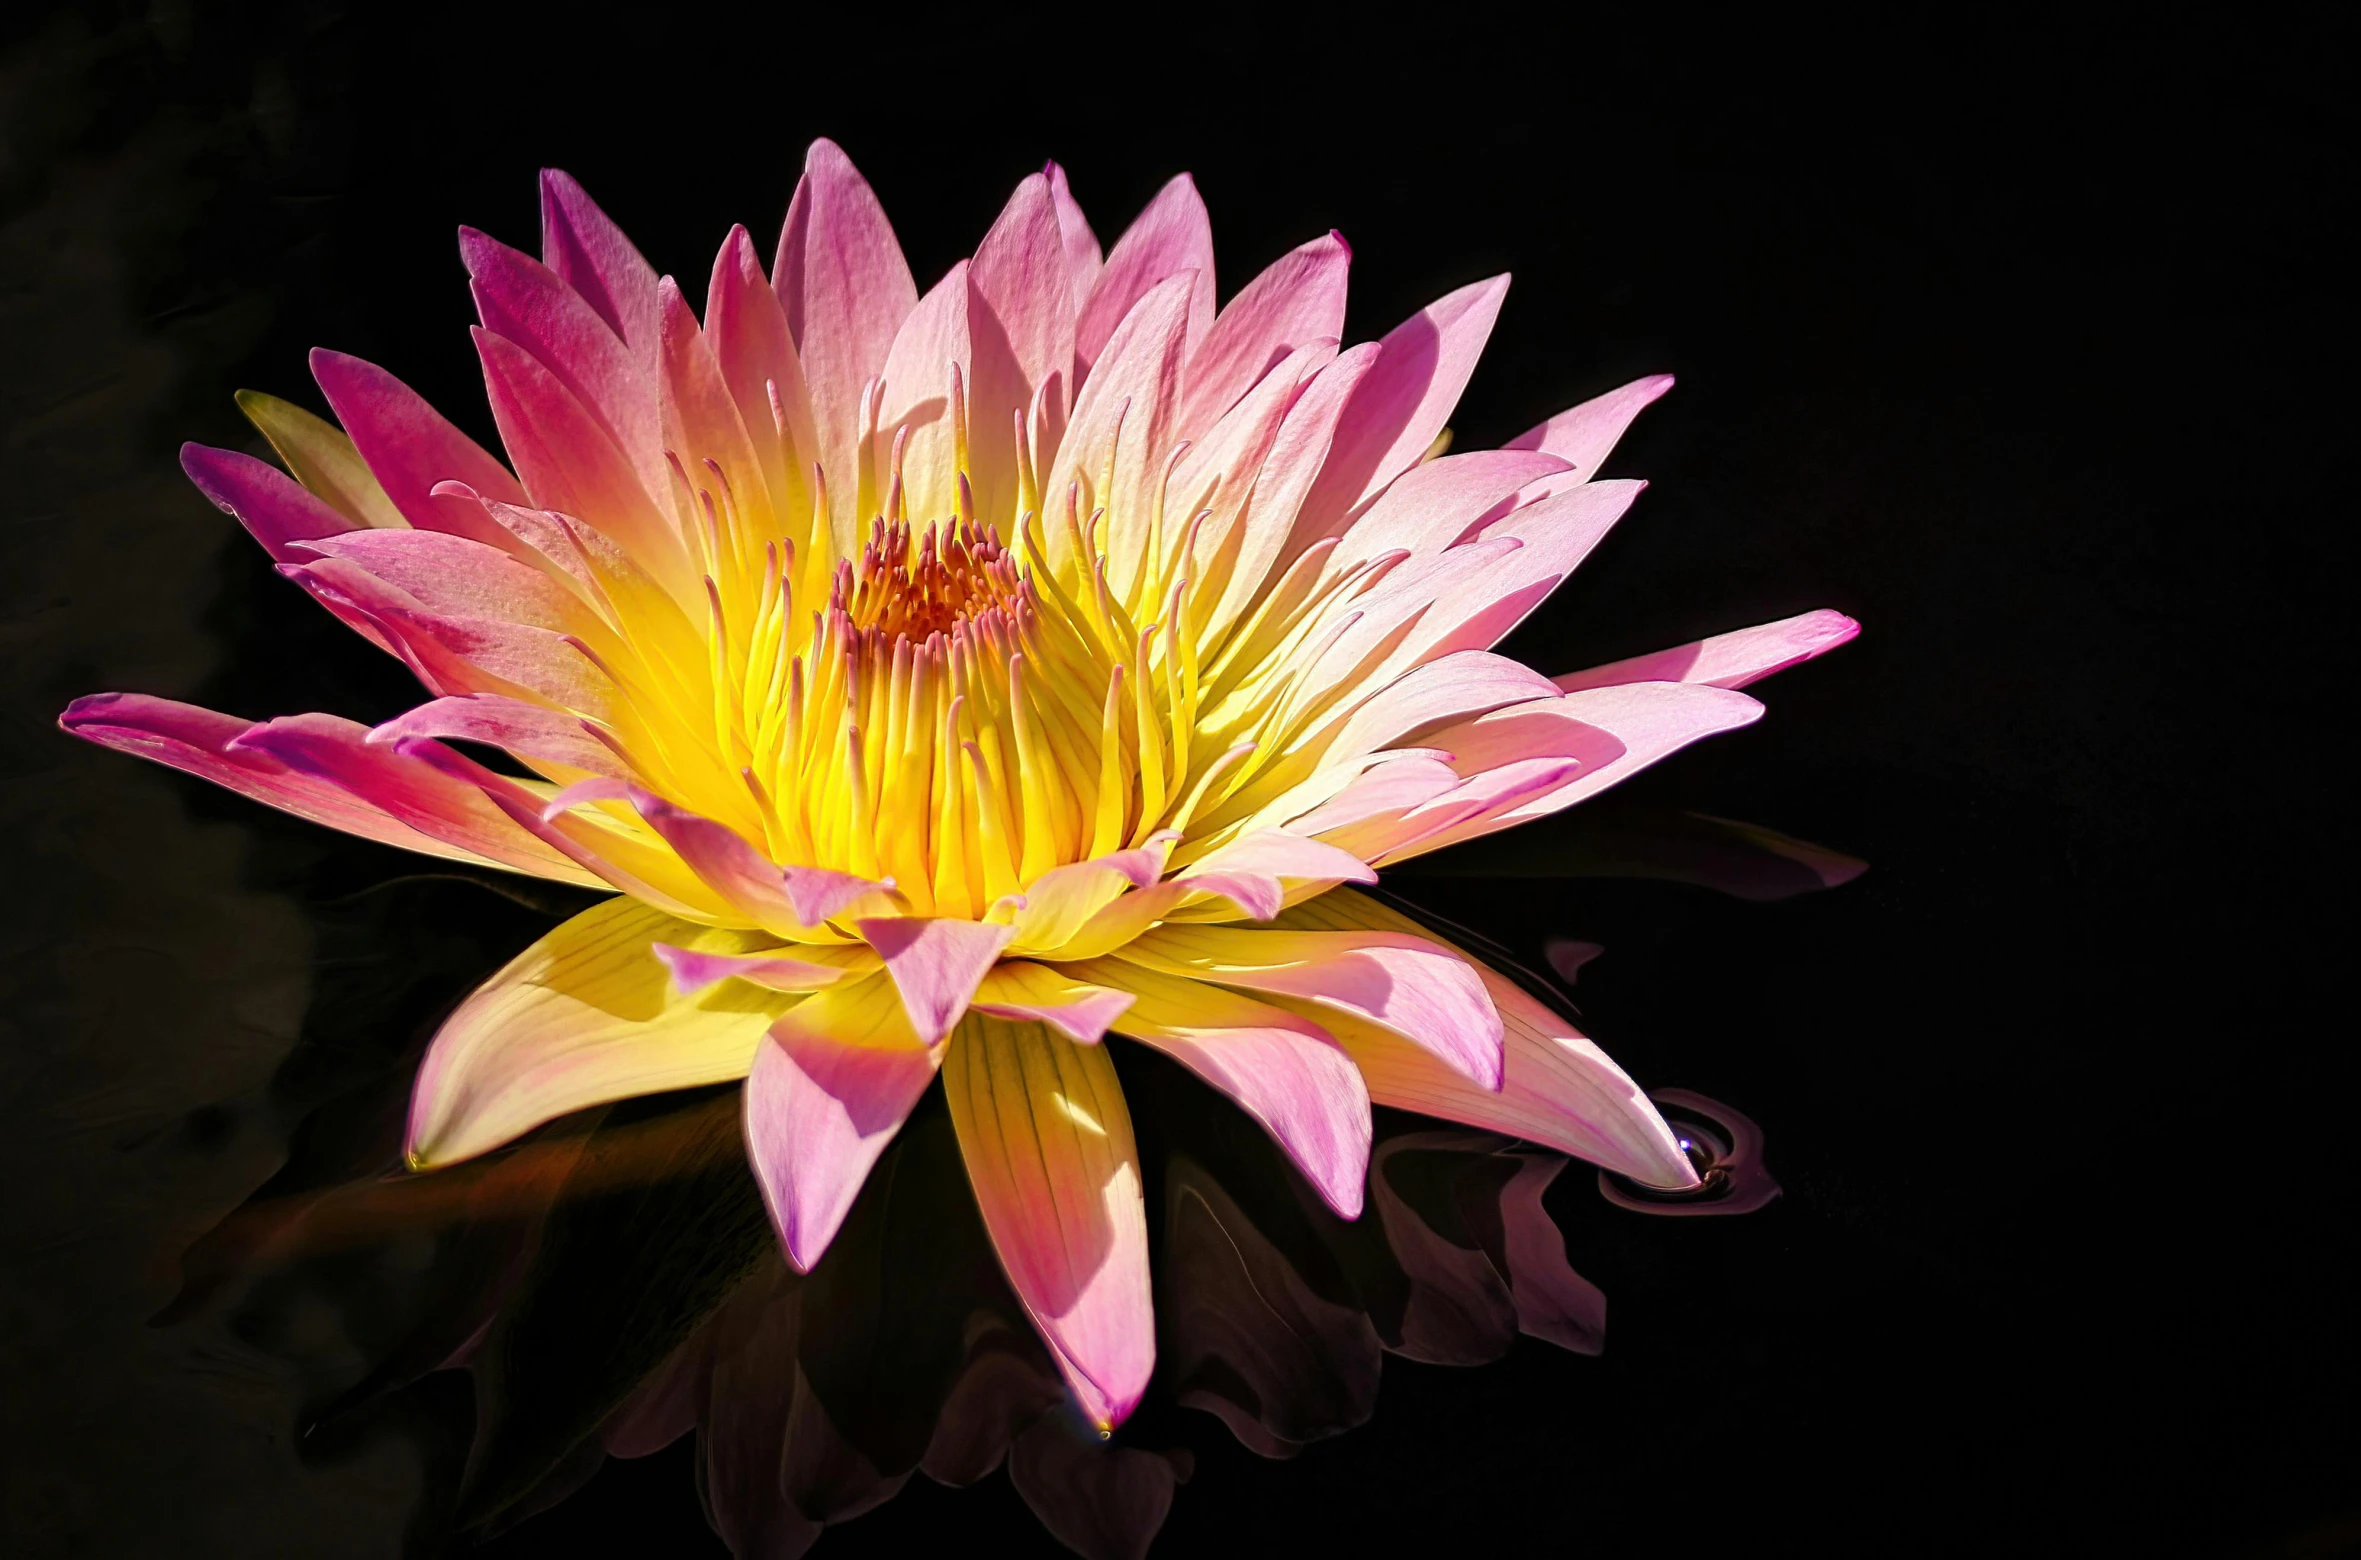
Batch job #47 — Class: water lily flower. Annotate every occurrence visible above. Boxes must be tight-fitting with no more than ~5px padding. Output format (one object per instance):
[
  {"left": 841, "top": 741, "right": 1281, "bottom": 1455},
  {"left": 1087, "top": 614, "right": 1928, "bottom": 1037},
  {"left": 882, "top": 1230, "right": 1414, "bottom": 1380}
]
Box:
[{"left": 62, "top": 141, "right": 1855, "bottom": 1430}]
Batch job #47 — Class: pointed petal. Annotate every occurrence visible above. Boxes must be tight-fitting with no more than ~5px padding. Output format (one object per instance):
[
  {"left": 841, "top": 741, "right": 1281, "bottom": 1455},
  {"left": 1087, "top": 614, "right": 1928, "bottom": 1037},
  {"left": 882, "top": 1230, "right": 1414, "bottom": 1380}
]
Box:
[
  {"left": 1076, "top": 172, "right": 1215, "bottom": 381},
  {"left": 1378, "top": 681, "right": 1766, "bottom": 862},
  {"left": 873, "top": 261, "right": 973, "bottom": 526},
  {"left": 180, "top": 442, "right": 360, "bottom": 563},
  {"left": 1067, "top": 957, "right": 1372, "bottom": 1218},
  {"left": 943, "top": 1015, "right": 1152, "bottom": 1430},
  {"left": 1274, "top": 890, "right": 1697, "bottom": 1187},
  {"left": 1503, "top": 372, "right": 1675, "bottom": 481},
  {"left": 776, "top": 139, "right": 919, "bottom": 547},
  {"left": 857, "top": 917, "right": 1016, "bottom": 1044},
  {"left": 309, "top": 348, "right": 533, "bottom": 553},
  {"left": 968, "top": 173, "right": 1078, "bottom": 519},
  {"left": 1114, "top": 921, "right": 1502, "bottom": 1090},
  {"left": 235, "top": 389, "right": 407, "bottom": 530},
  {"left": 1295, "top": 275, "right": 1510, "bottom": 537},
  {"left": 539, "top": 168, "right": 662, "bottom": 365},
  {"left": 461, "top": 227, "right": 664, "bottom": 494},
  {"left": 745, "top": 970, "right": 940, "bottom": 1269},
  {"left": 1181, "top": 230, "right": 1351, "bottom": 434},
  {"left": 656, "top": 276, "right": 771, "bottom": 518},
  {"left": 1552, "top": 608, "right": 1861, "bottom": 693},
  {"left": 782, "top": 866, "right": 900, "bottom": 927},
  {"left": 471, "top": 326, "right": 693, "bottom": 598},
  {"left": 971, "top": 961, "right": 1136, "bottom": 1045},
  {"left": 705, "top": 224, "right": 820, "bottom": 518},
  {"left": 1044, "top": 270, "right": 1194, "bottom": 594},
  {"left": 1003, "top": 836, "right": 1176, "bottom": 955},
  {"left": 58, "top": 694, "right": 593, "bottom": 880},
  {"left": 407, "top": 898, "right": 794, "bottom": 1167},
  {"left": 1042, "top": 161, "right": 1103, "bottom": 307}
]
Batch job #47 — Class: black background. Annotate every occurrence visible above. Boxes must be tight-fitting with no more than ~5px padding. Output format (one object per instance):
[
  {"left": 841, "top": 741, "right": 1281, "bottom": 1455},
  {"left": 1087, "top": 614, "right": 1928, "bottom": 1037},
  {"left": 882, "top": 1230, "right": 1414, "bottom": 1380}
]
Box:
[{"left": 3, "top": 4, "right": 2351, "bottom": 1556}]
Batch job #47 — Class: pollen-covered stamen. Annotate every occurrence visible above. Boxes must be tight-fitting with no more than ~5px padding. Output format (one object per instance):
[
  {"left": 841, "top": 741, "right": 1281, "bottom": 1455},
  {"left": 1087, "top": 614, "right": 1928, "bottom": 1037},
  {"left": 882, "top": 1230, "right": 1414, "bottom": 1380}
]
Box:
[{"left": 839, "top": 517, "right": 1025, "bottom": 640}]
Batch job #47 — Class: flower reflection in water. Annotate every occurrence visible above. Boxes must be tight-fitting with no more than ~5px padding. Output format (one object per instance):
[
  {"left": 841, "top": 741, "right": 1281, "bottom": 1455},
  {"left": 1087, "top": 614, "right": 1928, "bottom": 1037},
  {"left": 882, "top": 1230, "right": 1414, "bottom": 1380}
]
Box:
[{"left": 163, "top": 810, "right": 1849, "bottom": 1556}]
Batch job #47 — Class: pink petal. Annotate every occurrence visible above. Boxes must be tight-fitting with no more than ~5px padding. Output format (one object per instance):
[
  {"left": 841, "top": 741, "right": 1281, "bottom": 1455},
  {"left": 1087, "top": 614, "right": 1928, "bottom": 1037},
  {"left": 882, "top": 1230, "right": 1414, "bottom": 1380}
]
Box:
[
  {"left": 1502, "top": 372, "right": 1676, "bottom": 482},
  {"left": 461, "top": 227, "right": 664, "bottom": 495},
  {"left": 1115, "top": 922, "right": 1503, "bottom": 1091},
  {"left": 656, "top": 276, "right": 771, "bottom": 517},
  {"left": 1181, "top": 230, "right": 1351, "bottom": 435},
  {"left": 228, "top": 713, "right": 611, "bottom": 881},
  {"left": 393, "top": 739, "right": 740, "bottom": 921},
  {"left": 1232, "top": 342, "right": 1383, "bottom": 621},
  {"left": 621, "top": 789, "right": 809, "bottom": 933},
  {"left": 857, "top": 916, "right": 1017, "bottom": 1044},
  {"left": 1175, "top": 338, "right": 1339, "bottom": 638},
  {"left": 1042, "top": 160, "right": 1103, "bottom": 308},
  {"left": 651, "top": 942, "right": 875, "bottom": 997},
  {"left": 704, "top": 224, "right": 821, "bottom": 510},
  {"left": 970, "top": 962, "right": 1137, "bottom": 1045},
  {"left": 1552, "top": 608, "right": 1862, "bottom": 693},
  {"left": 745, "top": 972, "right": 940, "bottom": 1270},
  {"left": 308, "top": 349, "right": 532, "bottom": 552},
  {"left": 1324, "top": 448, "right": 1571, "bottom": 570},
  {"left": 407, "top": 898, "right": 792, "bottom": 1167},
  {"left": 776, "top": 139, "right": 918, "bottom": 543},
  {"left": 58, "top": 694, "right": 593, "bottom": 880},
  {"left": 968, "top": 173, "right": 1079, "bottom": 520},
  {"left": 472, "top": 326, "right": 694, "bottom": 598},
  {"left": 1071, "top": 956, "right": 1373, "bottom": 1218},
  {"left": 873, "top": 261, "right": 973, "bottom": 526},
  {"left": 1294, "top": 275, "right": 1509, "bottom": 538},
  {"left": 368, "top": 694, "right": 626, "bottom": 778},
  {"left": 180, "top": 442, "right": 357, "bottom": 562},
  {"left": 539, "top": 168, "right": 662, "bottom": 366},
  {"left": 1172, "top": 829, "right": 1377, "bottom": 919},
  {"left": 1044, "top": 271, "right": 1195, "bottom": 595},
  {"left": 1384, "top": 682, "right": 1766, "bottom": 861},
  {"left": 292, "top": 526, "right": 582, "bottom": 632},
  {"left": 782, "top": 865, "right": 900, "bottom": 927},
  {"left": 1276, "top": 890, "right": 1697, "bottom": 1187},
  {"left": 943, "top": 1016, "right": 1153, "bottom": 1430},
  {"left": 1076, "top": 172, "right": 1216, "bottom": 381}
]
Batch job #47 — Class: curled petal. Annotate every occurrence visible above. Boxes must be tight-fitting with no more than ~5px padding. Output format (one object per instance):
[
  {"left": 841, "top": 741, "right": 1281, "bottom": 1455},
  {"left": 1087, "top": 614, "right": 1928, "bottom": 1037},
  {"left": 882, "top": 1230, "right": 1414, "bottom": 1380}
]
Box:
[
  {"left": 407, "top": 898, "right": 793, "bottom": 1168},
  {"left": 944, "top": 1016, "right": 1152, "bottom": 1430}
]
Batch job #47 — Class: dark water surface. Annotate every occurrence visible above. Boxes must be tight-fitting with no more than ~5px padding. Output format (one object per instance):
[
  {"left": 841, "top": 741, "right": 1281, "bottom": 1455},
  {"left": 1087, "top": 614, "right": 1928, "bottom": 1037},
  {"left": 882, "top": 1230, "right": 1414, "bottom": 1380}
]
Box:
[{"left": 4, "top": 6, "right": 2349, "bottom": 1556}]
